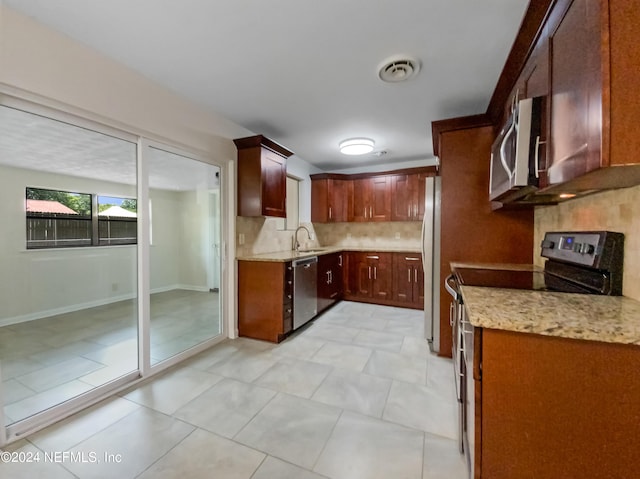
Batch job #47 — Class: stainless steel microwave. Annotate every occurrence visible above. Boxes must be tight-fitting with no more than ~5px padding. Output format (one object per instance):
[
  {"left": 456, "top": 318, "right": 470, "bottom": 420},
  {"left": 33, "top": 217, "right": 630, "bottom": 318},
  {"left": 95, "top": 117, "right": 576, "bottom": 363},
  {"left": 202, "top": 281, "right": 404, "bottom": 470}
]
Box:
[{"left": 489, "top": 96, "right": 543, "bottom": 202}]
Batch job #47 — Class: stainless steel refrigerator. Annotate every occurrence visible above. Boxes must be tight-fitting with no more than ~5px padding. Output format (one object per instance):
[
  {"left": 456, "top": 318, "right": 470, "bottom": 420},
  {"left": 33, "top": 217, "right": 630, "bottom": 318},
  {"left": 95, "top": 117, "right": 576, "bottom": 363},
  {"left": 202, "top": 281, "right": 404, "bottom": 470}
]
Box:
[{"left": 421, "top": 176, "right": 441, "bottom": 353}]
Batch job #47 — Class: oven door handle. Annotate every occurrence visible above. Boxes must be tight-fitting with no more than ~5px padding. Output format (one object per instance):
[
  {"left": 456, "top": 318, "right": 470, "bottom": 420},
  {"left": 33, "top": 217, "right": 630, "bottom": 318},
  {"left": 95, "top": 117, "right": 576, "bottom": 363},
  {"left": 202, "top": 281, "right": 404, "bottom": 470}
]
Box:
[{"left": 444, "top": 274, "right": 459, "bottom": 301}]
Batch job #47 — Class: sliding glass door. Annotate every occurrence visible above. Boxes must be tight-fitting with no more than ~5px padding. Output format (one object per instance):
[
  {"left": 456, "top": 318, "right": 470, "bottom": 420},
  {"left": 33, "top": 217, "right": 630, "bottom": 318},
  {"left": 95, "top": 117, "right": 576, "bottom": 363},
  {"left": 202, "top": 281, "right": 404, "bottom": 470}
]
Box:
[
  {"left": 0, "top": 104, "right": 139, "bottom": 427},
  {"left": 0, "top": 100, "right": 224, "bottom": 442},
  {"left": 147, "top": 146, "right": 222, "bottom": 364}
]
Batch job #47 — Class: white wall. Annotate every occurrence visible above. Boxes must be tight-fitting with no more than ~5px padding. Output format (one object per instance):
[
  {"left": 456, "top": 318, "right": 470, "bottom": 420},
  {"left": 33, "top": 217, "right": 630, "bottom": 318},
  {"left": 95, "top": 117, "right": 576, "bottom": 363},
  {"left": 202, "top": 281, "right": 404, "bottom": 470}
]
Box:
[
  {"left": 0, "top": 165, "right": 140, "bottom": 324},
  {"left": 0, "top": 4, "right": 241, "bottom": 331},
  {"left": 286, "top": 155, "right": 323, "bottom": 223},
  {"left": 0, "top": 6, "right": 246, "bottom": 156},
  {"left": 0, "top": 164, "right": 218, "bottom": 325}
]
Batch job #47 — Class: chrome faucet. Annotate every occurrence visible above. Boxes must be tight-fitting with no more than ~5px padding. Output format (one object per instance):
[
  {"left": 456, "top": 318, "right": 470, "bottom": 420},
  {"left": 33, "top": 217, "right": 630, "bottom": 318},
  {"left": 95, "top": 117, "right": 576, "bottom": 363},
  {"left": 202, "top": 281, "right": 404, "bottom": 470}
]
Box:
[{"left": 293, "top": 225, "right": 312, "bottom": 251}]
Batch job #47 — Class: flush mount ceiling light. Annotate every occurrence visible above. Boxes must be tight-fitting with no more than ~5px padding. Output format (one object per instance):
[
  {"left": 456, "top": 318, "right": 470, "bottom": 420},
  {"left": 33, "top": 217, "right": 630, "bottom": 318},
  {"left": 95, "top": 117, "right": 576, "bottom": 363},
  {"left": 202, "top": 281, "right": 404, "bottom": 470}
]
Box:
[
  {"left": 378, "top": 55, "right": 421, "bottom": 83},
  {"left": 339, "top": 138, "right": 375, "bottom": 155}
]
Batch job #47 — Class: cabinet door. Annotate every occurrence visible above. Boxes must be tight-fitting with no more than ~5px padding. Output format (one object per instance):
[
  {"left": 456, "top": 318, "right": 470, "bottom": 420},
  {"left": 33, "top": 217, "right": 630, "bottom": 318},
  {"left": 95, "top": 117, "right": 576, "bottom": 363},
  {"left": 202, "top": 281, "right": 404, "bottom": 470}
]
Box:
[
  {"left": 393, "top": 256, "right": 413, "bottom": 303},
  {"left": 370, "top": 253, "right": 392, "bottom": 300},
  {"left": 333, "top": 253, "right": 344, "bottom": 299},
  {"left": 369, "top": 176, "right": 391, "bottom": 221},
  {"left": 391, "top": 174, "right": 414, "bottom": 221},
  {"left": 393, "top": 254, "right": 423, "bottom": 307},
  {"left": 261, "top": 149, "right": 287, "bottom": 217},
  {"left": 328, "top": 179, "right": 348, "bottom": 222},
  {"left": 415, "top": 173, "right": 431, "bottom": 221},
  {"left": 413, "top": 261, "right": 424, "bottom": 308},
  {"left": 355, "top": 256, "right": 372, "bottom": 297},
  {"left": 311, "top": 179, "right": 329, "bottom": 223},
  {"left": 547, "top": 0, "right": 602, "bottom": 187},
  {"left": 317, "top": 255, "right": 332, "bottom": 313},
  {"left": 350, "top": 178, "right": 369, "bottom": 222}
]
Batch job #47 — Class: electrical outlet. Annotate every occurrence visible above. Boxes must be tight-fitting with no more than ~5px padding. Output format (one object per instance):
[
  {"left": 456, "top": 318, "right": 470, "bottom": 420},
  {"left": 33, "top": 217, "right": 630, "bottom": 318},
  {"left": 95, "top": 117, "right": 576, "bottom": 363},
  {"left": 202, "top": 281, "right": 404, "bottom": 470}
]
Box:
[{"left": 238, "top": 233, "right": 245, "bottom": 245}]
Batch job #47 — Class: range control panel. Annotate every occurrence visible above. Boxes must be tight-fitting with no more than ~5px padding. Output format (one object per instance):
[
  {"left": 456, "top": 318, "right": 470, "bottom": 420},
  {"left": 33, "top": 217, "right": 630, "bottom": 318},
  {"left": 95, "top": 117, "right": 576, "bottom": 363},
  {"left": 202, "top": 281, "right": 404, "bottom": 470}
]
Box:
[{"left": 541, "top": 231, "right": 624, "bottom": 269}]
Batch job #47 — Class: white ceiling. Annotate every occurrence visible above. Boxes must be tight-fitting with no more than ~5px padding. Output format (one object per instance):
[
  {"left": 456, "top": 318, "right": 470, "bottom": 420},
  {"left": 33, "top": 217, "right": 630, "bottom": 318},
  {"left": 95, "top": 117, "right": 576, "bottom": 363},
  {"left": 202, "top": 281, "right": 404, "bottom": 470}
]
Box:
[
  {"left": 3, "top": 0, "right": 529, "bottom": 172},
  {"left": 0, "top": 105, "right": 220, "bottom": 191}
]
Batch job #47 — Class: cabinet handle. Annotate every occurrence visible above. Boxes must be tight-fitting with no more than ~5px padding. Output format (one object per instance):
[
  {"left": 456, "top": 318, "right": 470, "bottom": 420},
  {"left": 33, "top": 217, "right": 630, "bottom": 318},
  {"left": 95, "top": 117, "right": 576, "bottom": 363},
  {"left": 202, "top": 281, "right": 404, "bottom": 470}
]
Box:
[
  {"left": 338, "top": 255, "right": 342, "bottom": 266},
  {"left": 534, "top": 135, "right": 546, "bottom": 179},
  {"left": 370, "top": 206, "right": 372, "bottom": 218},
  {"left": 329, "top": 270, "right": 332, "bottom": 283},
  {"left": 374, "top": 266, "right": 377, "bottom": 280},
  {"left": 414, "top": 268, "right": 418, "bottom": 283},
  {"left": 326, "top": 271, "right": 331, "bottom": 285},
  {"left": 329, "top": 206, "right": 332, "bottom": 219},
  {"left": 286, "top": 308, "right": 292, "bottom": 314},
  {"left": 368, "top": 266, "right": 372, "bottom": 280},
  {"left": 408, "top": 269, "right": 411, "bottom": 282},
  {"left": 366, "top": 255, "right": 379, "bottom": 260},
  {"left": 408, "top": 205, "right": 411, "bottom": 217},
  {"left": 287, "top": 294, "right": 292, "bottom": 299},
  {"left": 364, "top": 207, "right": 367, "bottom": 218},
  {"left": 405, "top": 257, "right": 420, "bottom": 261}
]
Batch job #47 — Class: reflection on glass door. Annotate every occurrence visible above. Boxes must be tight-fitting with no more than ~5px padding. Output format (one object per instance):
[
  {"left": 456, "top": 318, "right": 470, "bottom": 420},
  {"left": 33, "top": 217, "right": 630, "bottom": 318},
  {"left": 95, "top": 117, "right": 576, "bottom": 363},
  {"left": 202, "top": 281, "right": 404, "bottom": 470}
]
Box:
[
  {"left": 147, "top": 146, "right": 222, "bottom": 364},
  {"left": 0, "top": 105, "right": 139, "bottom": 426}
]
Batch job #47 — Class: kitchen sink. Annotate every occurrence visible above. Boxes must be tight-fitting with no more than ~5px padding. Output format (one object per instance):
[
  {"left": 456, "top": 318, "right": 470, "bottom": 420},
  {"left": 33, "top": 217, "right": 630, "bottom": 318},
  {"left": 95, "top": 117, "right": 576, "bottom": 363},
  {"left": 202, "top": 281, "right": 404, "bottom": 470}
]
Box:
[{"left": 296, "top": 247, "right": 327, "bottom": 254}]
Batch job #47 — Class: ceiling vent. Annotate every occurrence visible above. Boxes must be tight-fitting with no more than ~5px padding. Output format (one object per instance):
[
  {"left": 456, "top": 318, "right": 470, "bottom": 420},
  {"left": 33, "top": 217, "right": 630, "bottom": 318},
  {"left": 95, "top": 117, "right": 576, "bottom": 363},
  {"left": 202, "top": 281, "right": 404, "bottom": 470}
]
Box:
[{"left": 378, "top": 56, "right": 421, "bottom": 83}]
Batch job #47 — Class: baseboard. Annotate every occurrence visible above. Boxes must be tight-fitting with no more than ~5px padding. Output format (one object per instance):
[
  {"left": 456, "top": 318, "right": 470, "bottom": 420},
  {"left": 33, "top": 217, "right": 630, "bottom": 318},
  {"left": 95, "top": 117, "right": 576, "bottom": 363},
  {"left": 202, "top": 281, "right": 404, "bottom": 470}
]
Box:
[{"left": 0, "top": 285, "right": 211, "bottom": 327}]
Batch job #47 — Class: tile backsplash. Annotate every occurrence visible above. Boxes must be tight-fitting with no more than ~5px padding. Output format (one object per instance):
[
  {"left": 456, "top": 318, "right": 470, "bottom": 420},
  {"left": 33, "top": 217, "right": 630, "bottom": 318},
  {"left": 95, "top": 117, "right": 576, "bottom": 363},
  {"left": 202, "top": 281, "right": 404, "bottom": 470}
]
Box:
[
  {"left": 235, "top": 217, "right": 422, "bottom": 256},
  {"left": 534, "top": 184, "right": 640, "bottom": 301},
  {"left": 235, "top": 217, "right": 321, "bottom": 256},
  {"left": 313, "top": 222, "right": 422, "bottom": 250}
]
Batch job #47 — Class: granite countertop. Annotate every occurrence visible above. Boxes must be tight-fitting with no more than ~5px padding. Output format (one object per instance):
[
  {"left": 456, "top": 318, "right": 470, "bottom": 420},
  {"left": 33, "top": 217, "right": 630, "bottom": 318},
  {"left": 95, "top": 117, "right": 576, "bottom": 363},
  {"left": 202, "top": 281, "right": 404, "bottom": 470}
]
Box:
[
  {"left": 460, "top": 285, "right": 640, "bottom": 346},
  {"left": 450, "top": 261, "right": 541, "bottom": 272},
  {"left": 237, "top": 246, "right": 422, "bottom": 262}
]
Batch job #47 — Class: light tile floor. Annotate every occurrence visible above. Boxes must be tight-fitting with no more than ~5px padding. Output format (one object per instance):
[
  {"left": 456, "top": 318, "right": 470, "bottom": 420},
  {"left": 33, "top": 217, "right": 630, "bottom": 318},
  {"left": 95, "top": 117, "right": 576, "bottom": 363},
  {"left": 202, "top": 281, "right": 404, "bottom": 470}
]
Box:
[
  {"left": 1, "top": 290, "right": 221, "bottom": 425},
  {"left": 1, "top": 301, "right": 466, "bottom": 479}
]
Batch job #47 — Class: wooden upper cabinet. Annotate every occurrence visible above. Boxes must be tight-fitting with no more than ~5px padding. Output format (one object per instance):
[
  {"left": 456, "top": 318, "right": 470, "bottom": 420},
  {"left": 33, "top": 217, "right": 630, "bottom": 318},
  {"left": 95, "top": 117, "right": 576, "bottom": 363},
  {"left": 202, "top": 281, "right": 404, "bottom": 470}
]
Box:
[
  {"left": 311, "top": 167, "right": 436, "bottom": 223},
  {"left": 234, "top": 135, "right": 293, "bottom": 218},
  {"left": 546, "top": 0, "right": 603, "bottom": 189},
  {"left": 311, "top": 178, "right": 348, "bottom": 223},
  {"left": 349, "top": 176, "right": 391, "bottom": 222},
  {"left": 482, "top": 0, "right": 640, "bottom": 201},
  {"left": 391, "top": 172, "right": 433, "bottom": 221}
]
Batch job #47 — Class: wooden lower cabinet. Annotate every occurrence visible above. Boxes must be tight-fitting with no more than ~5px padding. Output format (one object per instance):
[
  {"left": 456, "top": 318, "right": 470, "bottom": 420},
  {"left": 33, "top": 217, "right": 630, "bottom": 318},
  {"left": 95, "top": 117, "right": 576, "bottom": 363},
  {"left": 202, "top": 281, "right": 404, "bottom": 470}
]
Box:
[
  {"left": 474, "top": 328, "right": 640, "bottom": 478},
  {"left": 345, "top": 252, "right": 392, "bottom": 303},
  {"left": 237, "top": 260, "right": 293, "bottom": 343},
  {"left": 392, "top": 253, "right": 424, "bottom": 309},
  {"left": 317, "top": 252, "right": 343, "bottom": 313},
  {"left": 344, "top": 251, "right": 423, "bottom": 309}
]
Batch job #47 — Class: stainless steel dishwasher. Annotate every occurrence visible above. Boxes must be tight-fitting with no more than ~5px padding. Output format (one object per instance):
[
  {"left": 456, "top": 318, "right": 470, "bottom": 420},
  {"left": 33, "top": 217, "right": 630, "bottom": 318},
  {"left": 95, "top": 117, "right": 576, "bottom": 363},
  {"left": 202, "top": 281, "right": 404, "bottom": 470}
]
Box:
[{"left": 292, "top": 256, "right": 318, "bottom": 329}]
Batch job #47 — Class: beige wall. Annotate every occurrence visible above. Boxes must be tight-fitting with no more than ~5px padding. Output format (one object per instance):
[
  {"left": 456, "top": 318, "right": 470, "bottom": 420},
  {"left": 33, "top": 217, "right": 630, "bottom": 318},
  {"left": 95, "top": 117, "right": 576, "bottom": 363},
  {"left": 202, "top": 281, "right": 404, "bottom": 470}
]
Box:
[
  {"left": 235, "top": 217, "right": 422, "bottom": 256},
  {"left": 535, "top": 184, "right": 640, "bottom": 301}
]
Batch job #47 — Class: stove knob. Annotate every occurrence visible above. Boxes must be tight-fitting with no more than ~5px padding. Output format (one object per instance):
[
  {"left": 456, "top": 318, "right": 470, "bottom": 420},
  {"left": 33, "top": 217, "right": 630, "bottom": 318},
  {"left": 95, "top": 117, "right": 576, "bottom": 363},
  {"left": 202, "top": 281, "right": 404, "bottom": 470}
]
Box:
[
  {"left": 584, "top": 243, "right": 596, "bottom": 255},
  {"left": 541, "top": 240, "right": 555, "bottom": 249},
  {"left": 573, "top": 242, "right": 582, "bottom": 253}
]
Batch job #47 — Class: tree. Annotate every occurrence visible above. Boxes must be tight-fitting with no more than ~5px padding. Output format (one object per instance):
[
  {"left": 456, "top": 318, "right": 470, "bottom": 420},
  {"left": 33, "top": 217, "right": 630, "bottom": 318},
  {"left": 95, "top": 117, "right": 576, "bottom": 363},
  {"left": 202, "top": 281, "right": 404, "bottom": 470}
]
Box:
[
  {"left": 120, "top": 198, "right": 137, "bottom": 212},
  {"left": 26, "top": 188, "right": 91, "bottom": 215}
]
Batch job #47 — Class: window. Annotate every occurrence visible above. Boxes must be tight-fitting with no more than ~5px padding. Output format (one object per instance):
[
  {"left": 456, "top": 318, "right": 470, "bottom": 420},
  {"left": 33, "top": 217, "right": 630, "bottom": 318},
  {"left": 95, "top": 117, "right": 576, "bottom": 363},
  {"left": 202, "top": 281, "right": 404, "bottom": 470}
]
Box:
[
  {"left": 98, "top": 195, "right": 137, "bottom": 245},
  {"left": 26, "top": 187, "right": 137, "bottom": 249}
]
